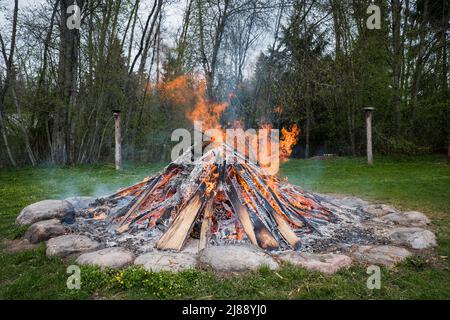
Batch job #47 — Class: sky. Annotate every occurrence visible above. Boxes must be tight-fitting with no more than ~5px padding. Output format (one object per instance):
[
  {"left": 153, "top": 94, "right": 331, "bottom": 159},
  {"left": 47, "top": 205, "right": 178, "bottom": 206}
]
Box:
[{"left": 0, "top": 0, "right": 272, "bottom": 79}]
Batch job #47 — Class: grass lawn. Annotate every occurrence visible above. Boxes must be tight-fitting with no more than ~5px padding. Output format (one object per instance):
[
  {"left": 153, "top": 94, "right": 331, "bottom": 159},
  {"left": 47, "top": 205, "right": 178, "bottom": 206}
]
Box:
[{"left": 0, "top": 156, "right": 449, "bottom": 299}]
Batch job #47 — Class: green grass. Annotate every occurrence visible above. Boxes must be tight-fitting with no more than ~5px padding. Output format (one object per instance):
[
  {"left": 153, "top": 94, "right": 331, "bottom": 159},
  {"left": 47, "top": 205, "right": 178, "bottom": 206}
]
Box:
[{"left": 0, "top": 156, "right": 449, "bottom": 299}]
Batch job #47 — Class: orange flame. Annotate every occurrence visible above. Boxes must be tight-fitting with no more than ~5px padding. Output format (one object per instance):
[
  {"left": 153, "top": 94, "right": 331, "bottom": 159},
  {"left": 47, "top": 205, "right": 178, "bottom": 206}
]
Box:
[
  {"left": 158, "top": 74, "right": 227, "bottom": 130},
  {"left": 274, "top": 105, "right": 283, "bottom": 114},
  {"left": 280, "top": 124, "right": 300, "bottom": 161}
]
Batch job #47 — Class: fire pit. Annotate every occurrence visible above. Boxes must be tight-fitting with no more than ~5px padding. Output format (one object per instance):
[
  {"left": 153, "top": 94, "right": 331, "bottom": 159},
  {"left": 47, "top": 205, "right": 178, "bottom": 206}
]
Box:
[
  {"left": 16, "top": 141, "right": 437, "bottom": 273},
  {"left": 68, "top": 140, "right": 377, "bottom": 253}
]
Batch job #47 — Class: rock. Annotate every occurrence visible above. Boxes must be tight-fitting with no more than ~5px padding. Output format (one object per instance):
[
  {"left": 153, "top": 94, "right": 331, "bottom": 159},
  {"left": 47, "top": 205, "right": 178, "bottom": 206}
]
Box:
[
  {"left": 338, "top": 197, "right": 369, "bottom": 209},
  {"left": 16, "top": 200, "right": 74, "bottom": 226},
  {"left": 361, "top": 204, "right": 397, "bottom": 217},
  {"left": 388, "top": 227, "right": 437, "bottom": 249},
  {"left": 198, "top": 245, "right": 279, "bottom": 272},
  {"left": 134, "top": 251, "right": 197, "bottom": 272},
  {"left": 277, "top": 252, "right": 352, "bottom": 274},
  {"left": 25, "top": 219, "right": 68, "bottom": 244},
  {"left": 316, "top": 194, "right": 369, "bottom": 210},
  {"left": 46, "top": 235, "right": 101, "bottom": 258},
  {"left": 76, "top": 247, "right": 135, "bottom": 269},
  {"left": 381, "top": 211, "right": 430, "bottom": 227},
  {"left": 2, "top": 239, "right": 39, "bottom": 253},
  {"left": 351, "top": 245, "right": 412, "bottom": 266},
  {"left": 64, "top": 196, "right": 96, "bottom": 211}
]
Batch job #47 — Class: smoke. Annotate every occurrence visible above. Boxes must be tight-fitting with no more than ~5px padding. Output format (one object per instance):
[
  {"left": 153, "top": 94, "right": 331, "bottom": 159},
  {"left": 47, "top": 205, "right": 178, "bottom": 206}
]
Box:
[{"left": 28, "top": 165, "right": 157, "bottom": 200}]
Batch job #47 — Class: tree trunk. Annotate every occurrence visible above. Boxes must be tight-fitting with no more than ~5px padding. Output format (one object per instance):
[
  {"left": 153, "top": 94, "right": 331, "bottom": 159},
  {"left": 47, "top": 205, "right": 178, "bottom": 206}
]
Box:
[
  {"left": 53, "top": 0, "right": 83, "bottom": 165},
  {"left": 11, "top": 85, "right": 37, "bottom": 165},
  {"left": 0, "top": 0, "right": 19, "bottom": 167},
  {"left": 391, "top": 0, "right": 402, "bottom": 135}
]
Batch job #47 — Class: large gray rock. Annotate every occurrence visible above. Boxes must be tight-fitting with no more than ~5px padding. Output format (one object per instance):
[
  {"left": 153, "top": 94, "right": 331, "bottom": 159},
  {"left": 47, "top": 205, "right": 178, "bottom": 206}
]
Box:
[
  {"left": 351, "top": 245, "right": 412, "bottom": 266},
  {"left": 388, "top": 227, "right": 437, "bottom": 249},
  {"left": 16, "top": 200, "right": 74, "bottom": 226},
  {"left": 134, "top": 251, "right": 197, "bottom": 272},
  {"left": 64, "top": 196, "right": 96, "bottom": 211},
  {"left": 337, "top": 196, "right": 369, "bottom": 209},
  {"left": 198, "top": 245, "right": 279, "bottom": 272},
  {"left": 381, "top": 211, "right": 430, "bottom": 227},
  {"left": 46, "top": 235, "right": 101, "bottom": 258},
  {"left": 277, "top": 252, "right": 352, "bottom": 274},
  {"left": 361, "top": 204, "right": 398, "bottom": 217},
  {"left": 25, "top": 219, "right": 68, "bottom": 244},
  {"left": 76, "top": 247, "right": 135, "bottom": 269}
]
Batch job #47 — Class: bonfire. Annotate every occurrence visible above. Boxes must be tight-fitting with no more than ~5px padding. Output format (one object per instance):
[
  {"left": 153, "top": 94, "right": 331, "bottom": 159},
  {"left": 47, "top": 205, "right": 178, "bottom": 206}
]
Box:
[
  {"left": 77, "top": 76, "right": 345, "bottom": 253},
  {"left": 83, "top": 135, "right": 338, "bottom": 252}
]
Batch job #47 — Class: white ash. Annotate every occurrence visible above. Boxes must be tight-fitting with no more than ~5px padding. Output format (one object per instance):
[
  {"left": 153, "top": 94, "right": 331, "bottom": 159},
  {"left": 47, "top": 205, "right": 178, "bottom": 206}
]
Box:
[{"left": 67, "top": 193, "right": 384, "bottom": 255}]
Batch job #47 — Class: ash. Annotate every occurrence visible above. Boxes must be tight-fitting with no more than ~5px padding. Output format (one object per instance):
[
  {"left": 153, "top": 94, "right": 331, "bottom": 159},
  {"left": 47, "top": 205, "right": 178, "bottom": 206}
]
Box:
[{"left": 68, "top": 192, "right": 384, "bottom": 255}]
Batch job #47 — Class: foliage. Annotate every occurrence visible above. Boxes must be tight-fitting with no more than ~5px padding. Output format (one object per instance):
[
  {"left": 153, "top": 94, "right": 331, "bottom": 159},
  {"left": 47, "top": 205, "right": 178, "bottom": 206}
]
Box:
[{"left": 0, "top": 1, "right": 448, "bottom": 167}]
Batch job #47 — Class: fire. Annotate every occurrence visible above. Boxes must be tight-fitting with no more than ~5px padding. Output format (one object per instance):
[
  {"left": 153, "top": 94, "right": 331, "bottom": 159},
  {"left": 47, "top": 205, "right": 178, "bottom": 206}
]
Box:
[
  {"left": 158, "top": 74, "right": 227, "bottom": 130},
  {"left": 274, "top": 105, "right": 283, "bottom": 114},
  {"left": 158, "top": 74, "right": 298, "bottom": 162},
  {"left": 280, "top": 124, "right": 300, "bottom": 161}
]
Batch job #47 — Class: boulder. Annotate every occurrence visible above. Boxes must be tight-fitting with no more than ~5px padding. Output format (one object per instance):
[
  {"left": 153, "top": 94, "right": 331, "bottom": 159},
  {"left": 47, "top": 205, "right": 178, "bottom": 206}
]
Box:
[
  {"left": 198, "top": 245, "right": 279, "bottom": 272},
  {"left": 351, "top": 245, "right": 412, "bottom": 266},
  {"left": 134, "top": 251, "right": 197, "bottom": 272},
  {"left": 76, "top": 247, "right": 135, "bottom": 269},
  {"left": 64, "top": 196, "right": 96, "bottom": 212},
  {"left": 388, "top": 227, "right": 437, "bottom": 249},
  {"left": 361, "top": 204, "right": 397, "bottom": 217},
  {"left": 277, "top": 252, "right": 352, "bottom": 274},
  {"left": 338, "top": 197, "right": 369, "bottom": 209},
  {"left": 381, "top": 211, "right": 430, "bottom": 227},
  {"left": 16, "top": 200, "right": 74, "bottom": 226},
  {"left": 25, "top": 219, "right": 68, "bottom": 244},
  {"left": 46, "top": 235, "right": 100, "bottom": 258},
  {"left": 316, "top": 194, "right": 369, "bottom": 210}
]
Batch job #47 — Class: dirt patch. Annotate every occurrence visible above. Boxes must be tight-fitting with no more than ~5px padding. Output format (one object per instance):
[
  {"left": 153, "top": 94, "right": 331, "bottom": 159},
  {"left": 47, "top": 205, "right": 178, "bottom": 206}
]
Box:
[{"left": 2, "top": 239, "right": 40, "bottom": 253}]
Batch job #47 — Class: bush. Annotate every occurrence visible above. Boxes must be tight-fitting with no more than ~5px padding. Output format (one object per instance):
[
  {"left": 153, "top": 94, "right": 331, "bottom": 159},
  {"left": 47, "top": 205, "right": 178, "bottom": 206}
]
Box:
[{"left": 382, "top": 137, "right": 431, "bottom": 156}]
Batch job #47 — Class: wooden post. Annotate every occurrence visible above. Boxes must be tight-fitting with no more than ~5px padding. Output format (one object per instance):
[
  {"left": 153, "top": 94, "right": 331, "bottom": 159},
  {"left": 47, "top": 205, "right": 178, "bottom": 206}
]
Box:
[
  {"left": 113, "top": 110, "right": 122, "bottom": 170},
  {"left": 363, "top": 107, "right": 374, "bottom": 165},
  {"left": 447, "top": 140, "right": 450, "bottom": 165}
]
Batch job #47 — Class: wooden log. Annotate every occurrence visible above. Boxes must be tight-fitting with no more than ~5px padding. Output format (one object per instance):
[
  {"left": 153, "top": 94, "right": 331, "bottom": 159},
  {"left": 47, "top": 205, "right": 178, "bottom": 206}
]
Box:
[
  {"left": 156, "top": 187, "right": 206, "bottom": 251},
  {"left": 115, "top": 176, "right": 161, "bottom": 232},
  {"left": 237, "top": 164, "right": 300, "bottom": 249},
  {"left": 199, "top": 196, "right": 215, "bottom": 251},
  {"left": 108, "top": 177, "right": 153, "bottom": 199},
  {"left": 225, "top": 177, "right": 258, "bottom": 246},
  {"left": 226, "top": 176, "right": 279, "bottom": 250}
]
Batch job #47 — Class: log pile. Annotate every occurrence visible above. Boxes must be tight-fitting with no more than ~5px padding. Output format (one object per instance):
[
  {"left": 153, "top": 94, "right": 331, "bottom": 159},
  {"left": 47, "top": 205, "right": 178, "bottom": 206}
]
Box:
[{"left": 93, "top": 141, "right": 336, "bottom": 252}]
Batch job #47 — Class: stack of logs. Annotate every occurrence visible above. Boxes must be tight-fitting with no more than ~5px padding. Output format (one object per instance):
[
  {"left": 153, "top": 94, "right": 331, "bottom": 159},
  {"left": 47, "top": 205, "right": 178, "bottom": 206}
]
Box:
[{"left": 93, "top": 141, "right": 335, "bottom": 251}]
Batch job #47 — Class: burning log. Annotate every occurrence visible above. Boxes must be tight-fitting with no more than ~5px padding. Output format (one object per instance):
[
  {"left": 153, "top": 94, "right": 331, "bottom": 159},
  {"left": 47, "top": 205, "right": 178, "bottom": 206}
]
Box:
[{"left": 156, "top": 185, "right": 207, "bottom": 251}]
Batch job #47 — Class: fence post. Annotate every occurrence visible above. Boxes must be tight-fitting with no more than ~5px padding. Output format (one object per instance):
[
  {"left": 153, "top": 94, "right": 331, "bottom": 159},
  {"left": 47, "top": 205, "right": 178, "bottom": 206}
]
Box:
[
  {"left": 112, "top": 109, "right": 122, "bottom": 170},
  {"left": 363, "top": 107, "right": 375, "bottom": 165}
]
